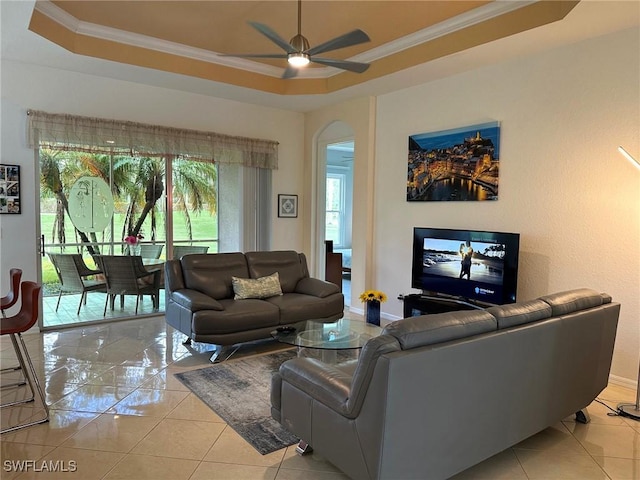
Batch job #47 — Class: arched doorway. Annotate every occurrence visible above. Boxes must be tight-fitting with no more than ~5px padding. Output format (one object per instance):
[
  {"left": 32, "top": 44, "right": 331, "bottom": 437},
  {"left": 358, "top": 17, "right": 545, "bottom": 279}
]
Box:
[{"left": 315, "top": 121, "right": 354, "bottom": 305}]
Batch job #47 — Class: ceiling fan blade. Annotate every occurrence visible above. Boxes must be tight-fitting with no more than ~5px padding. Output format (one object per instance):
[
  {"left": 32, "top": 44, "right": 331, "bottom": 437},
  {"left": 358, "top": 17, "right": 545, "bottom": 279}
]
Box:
[
  {"left": 218, "top": 53, "right": 288, "bottom": 59},
  {"left": 311, "top": 57, "right": 370, "bottom": 73},
  {"left": 306, "top": 29, "right": 370, "bottom": 56},
  {"left": 249, "top": 22, "right": 296, "bottom": 54},
  {"left": 282, "top": 65, "right": 299, "bottom": 79}
]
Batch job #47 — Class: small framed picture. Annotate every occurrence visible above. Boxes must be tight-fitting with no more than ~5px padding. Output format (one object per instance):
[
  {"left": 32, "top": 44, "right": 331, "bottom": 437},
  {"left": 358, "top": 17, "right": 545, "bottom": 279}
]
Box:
[
  {"left": 278, "top": 194, "right": 298, "bottom": 218},
  {"left": 0, "top": 164, "right": 21, "bottom": 214}
]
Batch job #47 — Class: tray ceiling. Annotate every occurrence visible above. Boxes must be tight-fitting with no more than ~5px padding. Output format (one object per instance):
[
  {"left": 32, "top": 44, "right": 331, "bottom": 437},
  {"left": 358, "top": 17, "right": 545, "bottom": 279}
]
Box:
[{"left": 29, "top": 0, "right": 580, "bottom": 95}]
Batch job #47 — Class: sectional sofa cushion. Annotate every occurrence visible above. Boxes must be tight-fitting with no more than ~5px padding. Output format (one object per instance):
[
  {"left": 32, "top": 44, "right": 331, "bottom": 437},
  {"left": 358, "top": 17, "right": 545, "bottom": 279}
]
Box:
[
  {"left": 487, "top": 299, "right": 552, "bottom": 329},
  {"left": 245, "top": 250, "right": 305, "bottom": 293},
  {"left": 382, "top": 310, "right": 497, "bottom": 349},
  {"left": 538, "top": 288, "right": 604, "bottom": 316},
  {"left": 181, "top": 252, "right": 249, "bottom": 300}
]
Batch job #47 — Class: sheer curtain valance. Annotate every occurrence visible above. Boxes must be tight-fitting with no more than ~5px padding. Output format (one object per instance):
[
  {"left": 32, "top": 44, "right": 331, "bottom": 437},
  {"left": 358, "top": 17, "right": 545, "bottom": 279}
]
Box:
[{"left": 27, "top": 110, "right": 279, "bottom": 169}]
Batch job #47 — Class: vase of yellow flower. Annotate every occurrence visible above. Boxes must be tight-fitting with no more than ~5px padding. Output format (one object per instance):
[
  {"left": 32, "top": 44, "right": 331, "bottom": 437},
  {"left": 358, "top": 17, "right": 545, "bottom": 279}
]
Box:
[{"left": 359, "top": 290, "right": 387, "bottom": 326}]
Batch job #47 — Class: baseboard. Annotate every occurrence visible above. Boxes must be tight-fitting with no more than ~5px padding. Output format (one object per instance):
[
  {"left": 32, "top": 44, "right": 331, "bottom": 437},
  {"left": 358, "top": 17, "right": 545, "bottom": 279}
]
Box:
[{"left": 608, "top": 373, "right": 638, "bottom": 390}]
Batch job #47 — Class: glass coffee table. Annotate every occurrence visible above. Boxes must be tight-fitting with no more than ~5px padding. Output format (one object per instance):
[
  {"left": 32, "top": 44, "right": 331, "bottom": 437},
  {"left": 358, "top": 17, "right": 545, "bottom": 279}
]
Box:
[{"left": 271, "top": 317, "right": 383, "bottom": 363}]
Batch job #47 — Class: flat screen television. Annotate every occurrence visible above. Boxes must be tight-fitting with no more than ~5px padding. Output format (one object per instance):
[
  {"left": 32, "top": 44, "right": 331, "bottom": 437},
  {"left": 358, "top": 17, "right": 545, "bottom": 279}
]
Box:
[{"left": 411, "top": 227, "right": 520, "bottom": 306}]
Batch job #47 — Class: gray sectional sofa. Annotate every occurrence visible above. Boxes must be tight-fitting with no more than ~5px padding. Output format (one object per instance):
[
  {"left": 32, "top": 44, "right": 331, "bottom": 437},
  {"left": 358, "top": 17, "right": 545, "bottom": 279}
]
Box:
[
  {"left": 165, "top": 250, "right": 344, "bottom": 362},
  {"left": 271, "top": 288, "right": 620, "bottom": 480}
]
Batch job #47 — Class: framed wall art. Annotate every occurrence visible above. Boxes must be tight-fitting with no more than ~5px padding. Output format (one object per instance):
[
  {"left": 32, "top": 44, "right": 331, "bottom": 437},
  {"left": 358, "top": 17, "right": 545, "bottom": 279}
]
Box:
[
  {"left": 278, "top": 194, "right": 298, "bottom": 218},
  {"left": 0, "top": 164, "right": 21, "bottom": 214},
  {"left": 407, "top": 121, "right": 501, "bottom": 202}
]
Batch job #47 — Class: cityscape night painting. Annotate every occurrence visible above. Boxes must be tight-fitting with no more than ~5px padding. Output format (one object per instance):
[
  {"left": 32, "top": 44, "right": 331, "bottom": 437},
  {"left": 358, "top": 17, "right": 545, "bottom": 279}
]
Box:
[{"left": 407, "top": 122, "right": 500, "bottom": 201}]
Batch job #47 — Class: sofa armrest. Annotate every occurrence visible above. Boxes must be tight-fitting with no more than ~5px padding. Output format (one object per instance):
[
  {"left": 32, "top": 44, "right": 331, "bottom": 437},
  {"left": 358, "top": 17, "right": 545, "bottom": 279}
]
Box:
[
  {"left": 278, "top": 357, "right": 353, "bottom": 416},
  {"left": 169, "top": 289, "right": 224, "bottom": 312},
  {"left": 295, "top": 277, "right": 340, "bottom": 298}
]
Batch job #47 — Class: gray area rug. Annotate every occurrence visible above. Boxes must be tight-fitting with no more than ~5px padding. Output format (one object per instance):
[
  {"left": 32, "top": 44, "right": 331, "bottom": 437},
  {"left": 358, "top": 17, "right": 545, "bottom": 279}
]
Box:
[{"left": 174, "top": 349, "right": 299, "bottom": 455}]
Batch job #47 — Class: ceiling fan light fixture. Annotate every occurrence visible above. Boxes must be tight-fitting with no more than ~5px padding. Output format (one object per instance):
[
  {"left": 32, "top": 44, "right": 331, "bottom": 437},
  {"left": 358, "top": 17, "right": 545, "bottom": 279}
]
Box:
[{"left": 287, "top": 53, "right": 310, "bottom": 67}]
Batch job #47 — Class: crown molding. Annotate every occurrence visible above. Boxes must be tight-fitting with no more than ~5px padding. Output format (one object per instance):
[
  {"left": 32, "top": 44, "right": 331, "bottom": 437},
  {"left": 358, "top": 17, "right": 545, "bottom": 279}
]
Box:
[
  {"left": 34, "top": 0, "right": 536, "bottom": 80},
  {"left": 34, "top": 0, "right": 283, "bottom": 77},
  {"left": 352, "top": 0, "right": 537, "bottom": 63}
]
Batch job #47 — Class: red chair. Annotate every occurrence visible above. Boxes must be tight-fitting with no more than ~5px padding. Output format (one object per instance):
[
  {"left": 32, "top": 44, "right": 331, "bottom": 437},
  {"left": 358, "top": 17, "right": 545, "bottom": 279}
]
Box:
[
  {"left": 1, "top": 268, "right": 23, "bottom": 384},
  {"left": 1, "top": 268, "right": 22, "bottom": 317},
  {"left": 1, "top": 281, "right": 50, "bottom": 434}
]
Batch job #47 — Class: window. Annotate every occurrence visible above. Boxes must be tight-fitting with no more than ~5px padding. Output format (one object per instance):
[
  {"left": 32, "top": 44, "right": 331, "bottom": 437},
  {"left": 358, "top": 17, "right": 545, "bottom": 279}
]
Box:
[{"left": 326, "top": 172, "right": 346, "bottom": 247}]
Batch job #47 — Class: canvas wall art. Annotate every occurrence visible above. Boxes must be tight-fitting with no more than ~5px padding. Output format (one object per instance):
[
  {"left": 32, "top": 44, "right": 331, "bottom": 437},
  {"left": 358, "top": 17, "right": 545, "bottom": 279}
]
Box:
[{"left": 407, "top": 121, "right": 500, "bottom": 202}]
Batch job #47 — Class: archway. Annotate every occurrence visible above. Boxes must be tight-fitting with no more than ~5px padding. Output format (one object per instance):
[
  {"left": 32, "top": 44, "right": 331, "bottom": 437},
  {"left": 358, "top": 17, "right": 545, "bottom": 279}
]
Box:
[{"left": 314, "top": 121, "right": 355, "bottom": 304}]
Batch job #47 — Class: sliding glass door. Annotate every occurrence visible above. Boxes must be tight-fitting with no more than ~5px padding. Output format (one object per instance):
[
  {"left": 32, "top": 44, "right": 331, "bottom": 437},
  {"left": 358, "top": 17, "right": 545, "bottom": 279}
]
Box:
[
  {"left": 170, "top": 158, "right": 218, "bottom": 256},
  {"left": 39, "top": 150, "right": 218, "bottom": 328}
]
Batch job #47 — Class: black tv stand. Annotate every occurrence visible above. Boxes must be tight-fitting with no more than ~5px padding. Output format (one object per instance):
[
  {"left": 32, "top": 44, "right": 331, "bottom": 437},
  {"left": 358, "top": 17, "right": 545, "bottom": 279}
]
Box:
[{"left": 400, "top": 293, "right": 491, "bottom": 317}]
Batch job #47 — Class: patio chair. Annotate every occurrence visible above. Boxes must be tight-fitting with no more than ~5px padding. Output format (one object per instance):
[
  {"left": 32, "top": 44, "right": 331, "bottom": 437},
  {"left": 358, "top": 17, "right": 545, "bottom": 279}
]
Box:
[
  {"left": 99, "top": 255, "right": 160, "bottom": 316},
  {"left": 1, "top": 281, "right": 50, "bottom": 434},
  {"left": 173, "top": 245, "right": 209, "bottom": 259},
  {"left": 139, "top": 244, "right": 164, "bottom": 259},
  {"left": 49, "top": 253, "right": 106, "bottom": 315}
]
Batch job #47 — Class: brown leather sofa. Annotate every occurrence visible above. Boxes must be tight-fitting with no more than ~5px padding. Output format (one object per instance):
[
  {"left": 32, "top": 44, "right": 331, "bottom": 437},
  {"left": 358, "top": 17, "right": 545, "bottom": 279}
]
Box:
[
  {"left": 271, "top": 288, "right": 620, "bottom": 479},
  {"left": 165, "top": 250, "right": 344, "bottom": 362}
]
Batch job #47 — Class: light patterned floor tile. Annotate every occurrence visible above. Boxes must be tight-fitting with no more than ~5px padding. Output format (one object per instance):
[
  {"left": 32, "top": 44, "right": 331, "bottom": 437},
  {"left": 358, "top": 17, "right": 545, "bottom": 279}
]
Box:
[
  {"left": 566, "top": 422, "right": 640, "bottom": 459},
  {"left": 138, "top": 368, "right": 191, "bottom": 391},
  {"left": 49, "top": 385, "right": 135, "bottom": 413},
  {"left": 10, "top": 446, "right": 124, "bottom": 480},
  {"left": 100, "top": 453, "right": 199, "bottom": 480},
  {"left": 593, "top": 455, "right": 640, "bottom": 480},
  {"left": 274, "top": 468, "right": 350, "bottom": 480},
  {"left": 107, "top": 388, "right": 189, "bottom": 417},
  {"left": 203, "top": 426, "right": 286, "bottom": 467},
  {"left": 61, "top": 413, "right": 163, "bottom": 453},
  {"left": 84, "top": 365, "right": 162, "bottom": 387},
  {"left": 514, "top": 450, "right": 609, "bottom": 480},
  {"left": 1, "top": 410, "right": 97, "bottom": 447},
  {"left": 513, "top": 423, "right": 589, "bottom": 455},
  {"left": 190, "top": 461, "right": 278, "bottom": 480},
  {"left": 451, "top": 449, "right": 528, "bottom": 479},
  {"left": 131, "top": 417, "right": 225, "bottom": 460},
  {"left": 0, "top": 443, "right": 57, "bottom": 480},
  {"left": 166, "top": 393, "right": 225, "bottom": 422}
]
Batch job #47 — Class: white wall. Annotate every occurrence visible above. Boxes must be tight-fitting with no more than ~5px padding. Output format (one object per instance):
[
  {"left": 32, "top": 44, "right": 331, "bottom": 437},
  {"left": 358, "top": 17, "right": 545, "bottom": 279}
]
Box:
[
  {"left": 303, "top": 96, "right": 376, "bottom": 309},
  {"left": 374, "top": 27, "right": 640, "bottom": 384},
  {"left": 0, "top": 61, "right": 304, "bottom": 314}
]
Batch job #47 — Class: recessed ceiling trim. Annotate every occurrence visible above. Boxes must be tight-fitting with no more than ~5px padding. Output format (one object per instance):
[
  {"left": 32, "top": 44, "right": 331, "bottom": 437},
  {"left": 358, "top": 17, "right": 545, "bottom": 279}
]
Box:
[
  {"left": 353, "top": 0, "right": 537, "bottom": 63},
  {"left": 34, "top": 0, "right": 536, "bottom": 81},
  {"left": 34, "top": 0, "right": 285, "bottom": 77}
]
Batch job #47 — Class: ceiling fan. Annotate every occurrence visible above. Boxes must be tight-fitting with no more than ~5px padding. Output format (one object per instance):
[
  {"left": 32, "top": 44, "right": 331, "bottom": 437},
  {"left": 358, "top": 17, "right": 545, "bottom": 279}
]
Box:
[{"left": 221, "top": 0, "right": 371, "bottom": 79}]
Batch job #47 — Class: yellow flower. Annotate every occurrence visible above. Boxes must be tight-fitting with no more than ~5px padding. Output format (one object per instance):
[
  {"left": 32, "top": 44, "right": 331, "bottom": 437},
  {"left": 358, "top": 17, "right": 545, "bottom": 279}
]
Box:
[{"left": 359, "top": 290, "right": 387, "bottom": 303}]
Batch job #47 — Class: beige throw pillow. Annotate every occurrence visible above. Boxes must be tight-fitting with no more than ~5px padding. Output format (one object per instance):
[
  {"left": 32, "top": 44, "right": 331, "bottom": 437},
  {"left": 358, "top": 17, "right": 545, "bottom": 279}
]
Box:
[{"left": 232, "top": 272, "right": 283, "bottom": 300}]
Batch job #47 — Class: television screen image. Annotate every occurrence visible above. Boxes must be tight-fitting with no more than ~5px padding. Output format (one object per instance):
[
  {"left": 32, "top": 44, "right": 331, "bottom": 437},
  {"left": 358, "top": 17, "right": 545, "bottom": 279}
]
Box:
[
  {"left": 412, "top": 227, "right": 520, "bottom": 305},
  {"left": 422, "top": 238, "right": 506, "bottom": 285}
]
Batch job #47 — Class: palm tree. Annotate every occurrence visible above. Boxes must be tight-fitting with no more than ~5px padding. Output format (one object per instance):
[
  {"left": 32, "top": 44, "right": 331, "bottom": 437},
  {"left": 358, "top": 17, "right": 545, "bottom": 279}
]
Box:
[
  {"left": 122, "top": 157, "right": 218, "bottom": 244},
  {"left": 41, "top": 151, "right": 218, "bottom": 255},
  {"left": 40, "top": 150, "right": 103, "bottom": 255},
  {"left": 172, "top": 158, "right": 218, "bottom": 241}
]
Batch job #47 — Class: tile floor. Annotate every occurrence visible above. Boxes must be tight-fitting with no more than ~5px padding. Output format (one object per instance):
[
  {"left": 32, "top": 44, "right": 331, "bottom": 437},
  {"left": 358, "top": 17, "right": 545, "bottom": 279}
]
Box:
[
  {"left": 41, "top": 291, "right": 166, "bottom": 329},
  {"left": 1, "top": 314, "right": 638, "bottom": 480}
]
